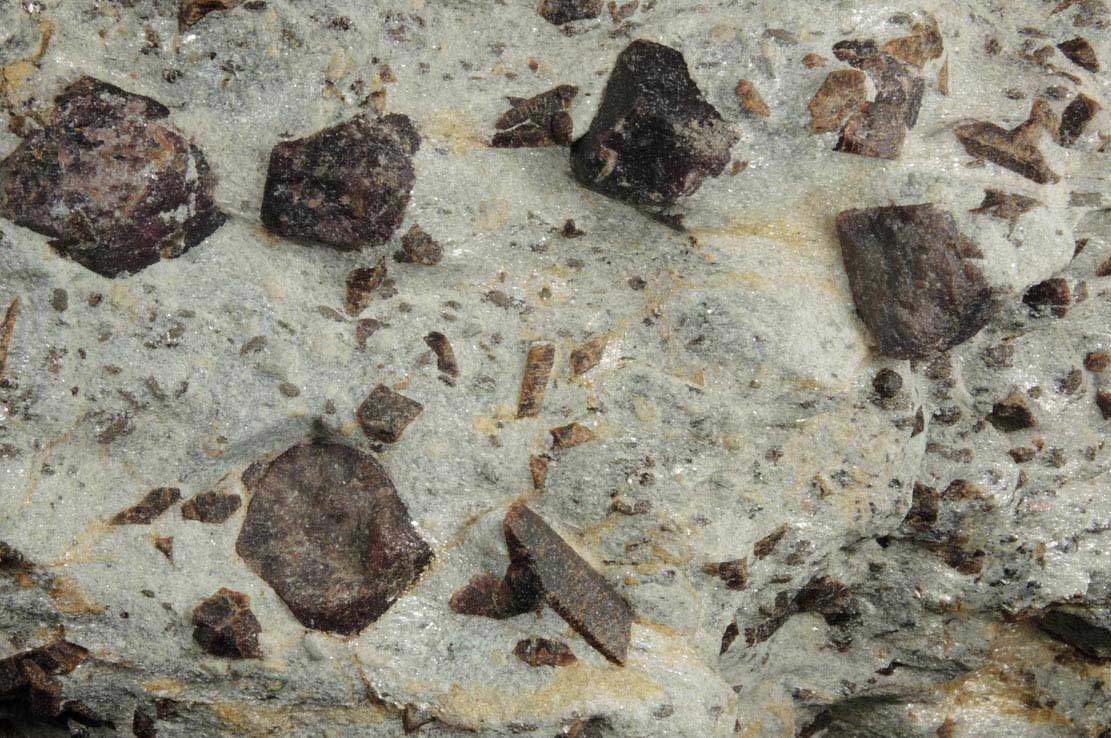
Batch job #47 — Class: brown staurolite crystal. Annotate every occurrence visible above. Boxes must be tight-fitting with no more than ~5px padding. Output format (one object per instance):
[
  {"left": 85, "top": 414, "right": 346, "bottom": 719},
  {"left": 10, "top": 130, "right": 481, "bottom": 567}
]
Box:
[
  {"left": 492, "top": 85, "right": 578, "bottom": 148},
  {"left": 110, "top": 487, "right": 182, "bottom": 525},
  {"left": 0, "top": 77, "right": 225, "bottom": 277},
  {"left": 260, "top": 114, "right": 419, "bottom": 249},
  {"left": 191, "top": 588, "right": 262, "bottom": 659},
  {"left": 538, "top": 0, "right": 602, "bottom": 24},
  {"left": 570, "top": 40, "right": 737, "bottom": 207},
  {"left": 514, "top": 637, "right": 576, "bottom": 667},
  {"left": 836, "top": 204, "right": 996, "bottom": 359},
  {"left": 356, "top": 384, "right": 424, "bottom": 443},
  {"left": 236, "top": 442, "right": 432, "bottom": 634},
  {"left": 181, "top": 490, "right": 242, "bottom": 523},
  {"left": 954, "top": 101, "right": 1060, "bottom": 184}
]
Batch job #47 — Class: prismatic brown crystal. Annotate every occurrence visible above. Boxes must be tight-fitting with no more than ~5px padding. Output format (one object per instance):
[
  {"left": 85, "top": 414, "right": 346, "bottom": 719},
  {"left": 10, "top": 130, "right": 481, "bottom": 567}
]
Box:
[
  {"left": 191, "top": 588, "right": 262, "bottom": 659},
  {"left": 260, "top": 114, "right": 419, "bottom": 250},
  {"left": 570, "top": 40, "right": 737, "bottom": 207},
  {"left": 836, "top": 204, "right": 996, "bottom": 359},
  {"left": 492, "top": 85, "right": 578, "bottom": 148},
  {"left": 0, "top": 77, "right": 225, "bottom": 277},
  {"left": 236, "top": 442, "right": 432, "bottom": 634}
]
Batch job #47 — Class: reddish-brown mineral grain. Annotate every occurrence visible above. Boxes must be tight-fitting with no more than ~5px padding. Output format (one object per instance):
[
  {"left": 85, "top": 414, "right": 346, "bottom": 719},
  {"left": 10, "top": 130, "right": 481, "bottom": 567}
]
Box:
[
  {"left": 538, "top": 0, "right": 602, "bottom": 24},
  {"left": 835, "top": 204, "right": 996, "bottom": 359},
  {"left": 396, "top": 225, "right": 443, "bottom": 265},
  {"left": 111, "top": 488, "right": 181, "bottom": 525},
  {"left": 345, "top": 258, "right": 388, "bottom": 316},
  {"left": 0, "top": 78, "right": 225, "bottom": 277},
  {"left": 517, "top": 343, "right": 556, "bottom": 418},
  {"left": 701, "top": 558, "right": 748, "bottom": 590},
  {"left": 191, "top": 588, "right": 262, "bottom": 659},
  {"left": 807, "top": 70, "right": 868, "bottom": 133},
  {"left": 492, "top": 85, "right": 578, "bottom": 148},
  {"left": 1059, "top": 93, "right": 1101, "bottom": 147},
  {"left": 1057, "top": 37, "right": 1100, "bottom": 72},
  {"left": 735, "top": 80, "right": 771, "bottom": 117},
  {"left": 179, "top": 0, "right": 243, "bottom": 28},
  {"left": 424, "top": 332, "right": 458, "bottom": 377},
  {"left": 449, "top": 571, "right": 538, "bottom": 619},
  {"left": 514, "top": 637, "right": 577, "bottom": 667},
  {"left": 570, "top": 337, "right": 606, "bottom": 377},
  {"left": 987, "top": 391, "right": 1037, "bottom": 432},
  {"left": 550, "top": 422, "right": 594, "bottom": 449},
  {"left": 181, "top": 490, "right": 242, "bottom": 524},
  {"left": 570, "top": 40, "right": 737, "bottom": 206},
  {"left": 235, "top": 442, "right": 432, "bottom": 633},
  {"left": 260, "top": 115, "right": 419, "bottom": 250},
  {"left": 356, "top": 385, "right": 423, "bottom": 443},
  {"left": 954, "top": 102, "right": 1060, "bottom": 184}
]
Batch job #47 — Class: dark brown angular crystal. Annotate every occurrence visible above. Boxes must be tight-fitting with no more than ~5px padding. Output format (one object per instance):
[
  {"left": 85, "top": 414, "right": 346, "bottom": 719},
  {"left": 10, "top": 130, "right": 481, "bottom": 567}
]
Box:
[
  {"left": 236, "top": 442, "right": 432, "bottom": 634},
  {"left": 0, "top": 78, "right": 224, "bottom": 277},
  {"left": 261, "top": 115, "right": 419, "bottom": 250},
  {"left": 538, "top": 0, "right": 602, "bottom": 24},
  {"left": 836, "top": 204, "right": 996, "bottom": 359},
  {"left": 191, "top": 588, "right": 262, "bottom": 659},
  {"left": 570, "top": 40, "right": 737, "bottom": 206}
]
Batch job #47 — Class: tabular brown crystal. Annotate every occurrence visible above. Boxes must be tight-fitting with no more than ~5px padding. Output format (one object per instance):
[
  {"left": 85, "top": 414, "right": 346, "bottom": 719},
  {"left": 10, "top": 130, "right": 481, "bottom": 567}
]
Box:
[
  {"left": 514, "top": 637, "right": 577, "bottom": 667},
  {"left": 835, "top": 204, "right": 996, "bottom": 359},
  {"left": 235, "top": 442, "right": 432, "bottom": 634},
  {"left": 356, "top": 385, "right": 423, "bottom": 443},
  {"left": 181, "top": 491, "right": 242, "bottom": 523},
  {"left": 110, "top": 488, "right": 181, "bottom": 525},
  {"left": 179, "top": 0, "right": 243, "bottom": 28},
  {"left": 0, "top": 78, "right": 225, "bottom": 277},
  {"left": 493, "top": 86, "right": 578, "bottom": 148},
  {"left": 1059, "top": 93, "right": 1100, "bottom": 147},
  {"left": 538, "top": 0, "right": 602, "bottom": 24},
  {"left": 808, "top": 70, "right": 867, "bottom": 134},
  {"left": 261, "top": 115, "right": 419, "bottom": 250},
  {"left": 570, "top": 40, "right": 737, "bottom": 207},
  {"left": 517, "top": 342, "right": 555, "bottom": 418},
  {"left": 345, "top": 258, "right": 388, "bottom": 316},
  {"left": 1057, "top": 37, "right": 1100, "bottom": 73},
  {"left": 191, "top": 588, "right": 262, "bottom": 659},
  {"left": 396, "top": 225, "right": 443, "bottom": 265},
  {"left": 955, "top": 101, "right": 1060, "bottom": 184}
]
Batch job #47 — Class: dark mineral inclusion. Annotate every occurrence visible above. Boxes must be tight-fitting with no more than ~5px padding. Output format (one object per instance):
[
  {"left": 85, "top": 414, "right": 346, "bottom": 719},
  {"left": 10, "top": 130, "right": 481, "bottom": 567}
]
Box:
[
  {"left": 0, "top": 77, "right": 225, "bottom": 277},
  {"left": 260, "top": 114, "right": 420, "bottom": 250},
  {"left": 570, "top": 40, "right": 737, "bottom": 207},
  {"left": 836, "top": 204, "right": 997, "bottom": 359},
  {"left": 191, "top": 588, "right": 262, "bottom": 659},
  {"left": 236, "top": 442, "right": 432, "bottom": 634}
]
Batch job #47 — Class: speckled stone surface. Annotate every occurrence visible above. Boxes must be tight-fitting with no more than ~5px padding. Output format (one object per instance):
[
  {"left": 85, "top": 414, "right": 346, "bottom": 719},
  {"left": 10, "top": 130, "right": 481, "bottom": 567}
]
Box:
[{"left": 1, "top": 1, "right": 1109, "bottom": 736}]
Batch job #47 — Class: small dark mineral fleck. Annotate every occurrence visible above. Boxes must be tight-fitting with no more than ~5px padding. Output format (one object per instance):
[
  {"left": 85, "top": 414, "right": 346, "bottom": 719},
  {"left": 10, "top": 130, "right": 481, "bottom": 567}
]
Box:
[
  {"left": 395, "top": 225, "right": 443, "bottom": 265},
  {"left": 504, "top": 503, "right": 633, "bottom": 664},
  {"left": 530, "top": 455, "right": 550, "bottom": 490},
  {"left": 1084, "top": 351, "right": 1110, "bottom": 373},
  {"left": 955, "top": 101, "right": 1060, "bottom": 184},
  {"left": 735, "top": 80, "right": 771, "bottom": 117},
  {"left": 0, "top": 296, "right": 18, "bottom": 382},
  {"left": 356, "top": 384, "right": 423, "bottom": 443},
  {"left": 179, "top": 0, "right": 244, "bottom": 28},
  {"left": 550, "top": 422, "right": 594, "bottom": 449},
  {"left": 569, "top": 336, "right": 606, "bottom": 377},
  {"left": 538, "top": 0, "right": 602, "bottom": 24},
  {"left": 236, "top": 442, "right": 432, "bottom": 633},
  {"left": 753, "top": 524, "right": 788, "bottom": 559},
  {"left": 970, "top": 189, "right": 1042, "bottom": 235},
  {"left": 570, "top": 40, "right": 737, "bottom": 206},
  {"left": 110, "top": 488, "right": 181, "bottom": 525},
  {"left": 153, "top": 536, "right": 174, "bottom": 561},
  {"left": 424, "top": 332, "right": 458, "bottom": 377},
  {"left": 836, "top": 204, "right": 996, "bottom": 359},
  {"left": 701, "top": 558, "right": 748, "bottom": 590},
  {"left": 560, "top": 219, "right": 586, "bottom": 238},
  {"left": 50, "top": 289, "right": 68, "bottom": 313},
  {"left": 517, "top": 342, "right": 555, "bottom": 418},
  {"left": 872, "top": 368, "right": 903, "bottom": 398},
  {"left": 1059, "top": 93, "right": 1101, "bottom": 147},
  {"left": 0, "top": 78, "right": 225, "bottom": 277},
  {"left": 449, "top": 571, "right": 538, "bottom": 619},
  {"left": 191, "top": 588, "right": 262, "bottom": 659},
  {"left": 260, "top": 114, "right": 419, "bottom": 250},
  {"left": 493, "top": 85, "right": 578, "bottom": 148},
  {"left": 345, "top": 258, "right": 388, "bottom": 316},
  {"left": 1097, "top": 391, "right": 1111, "bottom": 420},
  {"left": 807, "top": 70, "right": 867, "bottom": 133},
  {"left": 1023, "top": 277, "right": 1071, "bottom": 316},
  {"left": 1057, "top": 37, "right": 1100, "bottom": 72},
  {"left": 904, "top": 483, "right": 939, "bottom": 531},
  {"left": 355, "top": 318, "right": 386, "bottom": 350},
  {"left": 514, "top": 637, "right": 577, "bottom": 667},
  {"left": 181, "top": 490, "right": 242, "bottom": 523},
  {"left": 987, "top": 391, "right": 1037, "bottom": 432}
]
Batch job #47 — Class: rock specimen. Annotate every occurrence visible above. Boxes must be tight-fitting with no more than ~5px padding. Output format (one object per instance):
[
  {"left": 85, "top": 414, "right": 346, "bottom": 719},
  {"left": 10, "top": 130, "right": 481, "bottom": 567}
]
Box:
[
  {"left": 260, "top": 115, "right": 419, "bottom": 250},
  {"left": 514, "top": 637, "right": 576, "bottom": 667},
  {"left": 356, "top": 384, "right": 424, "bottom": 442},
  {"left": 537, "top": 0, "right": 602, "bottom": 25},
  {"left": 954, "top": 101, "right": 1060, "bottom": 184},
  {"left": 492, "top": 85, "right": 577, "bottom": 148},
  {"left": 181, "top": 490, "right": 242, "bottom": 523},
  {"left": 395, "top": 225, "right": 443, "bottom": 265},
  {"left": 110, "top": 487, "right": 182, "bottom": 525},
  {"left": 1058, "top": 93, "right": 1100, "bottom": 147},
  {"left": 516, "top": 342, "right": 555, "bottom": 418},
  {"left": 191, "top": 588, "right": 262, "bottom": 658},
  {"left": 807, "top": 70, "right": 867, "bottom": 133},
  {"left": 835, "top": 204, "right": 996, "bottom": 359},
  {"left": 452, "top": 503, "right": 634, "bottom": 665},
  {"left": 0, "top": 77, "right": 225, "bottom": 277},
  {"left": 235, "top": 442, "right": 432, "bottom": 633},
  {"left": 569, "top": 40, "right": 737, "bottom": 206}
]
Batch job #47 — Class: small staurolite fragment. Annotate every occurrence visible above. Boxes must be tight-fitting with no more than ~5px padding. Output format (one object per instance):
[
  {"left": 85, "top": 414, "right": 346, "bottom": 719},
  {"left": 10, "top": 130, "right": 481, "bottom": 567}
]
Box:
[
  {"left": 1057, "top": 37, "right": 1100, "bottom": 73},
  {"left": 179, "top": 0, "right": 243, "bottom": 28},
  {"left": 987, "top": 391, "right": 1037, "bottom": 432},
  {"left": 955, "top": 100, "right": 1060, "bottom": 184},
  {"left": 538, "top": 0, "right": 602, "bottom": 24},
  {"left": 110, "top": 487, "right": 182, "bottom": 525},
  {"left": 424, "top": 331, "right": 459, "bottom": 378},
  {"left": 492, "top": 85, "right": 578, "bottom": 148},
  {"left": 356, "top": 384, "right": 423, "bottom": 443},
  {"left": 835, "top": 204, "right": 997, "bottom": 359},
  {"left": 514, "top": 637, "right": 577, "bottom": 667},
  {"left": 807, "top": 70, "right": 867, "bottom": 133},
  {"left": 191, "top": 588, "right": 262, "bottom": 659},
  {"left": 395, "top": 225, "right": 443, "bottom": 265},
  {"left": 0, "top": 639, "right": 98, "bottom": 729},
  {"left": 236, "top": 442, "right": 432, "bottom": 633},
  {"left": 970, "top": 189, "right": 1042, "bottom": 235},
  {"left": 0, "top": 77, "right": 225, "bottom": 277},
  {"left": 1023, "top": 277, "right": 1071, "bottom": 316},
  {"left": 260, "top": 114, "right": 419, "bottom": 250},
  {"left": 701, "top": 558, "right": 748, "bottom": 590},
  {"left": 570, "top": 40, "right": 737, "bottom": 207},
  {"left": 734, "top": 80, "right": 771, "bottom": 118},
  {"left": 181, "top": 490, "right": 242, "bottom": 523},
  {"left": 0, "top": 296, "right": 19, "bottom": 382},
  {"left": 345, "top": 258, "right": 388, "bottom": 316},
  {"left": 517, "top": 342, "right": 556, "bottom": 418},
  {"left": 570, "top": 336, "right": 606, "bottom": 377},
  {"left": 550, "top": 422, "right": 595, "bottom": 450},
  {"left": 872, "top": 368, "right": 903, "bottom": 399},
  {"left": 1058, "top": 93, "right": 1101, "bottom": 147},
  {"left": 833, "top": 50, "right": 926, "bottom": 159}
]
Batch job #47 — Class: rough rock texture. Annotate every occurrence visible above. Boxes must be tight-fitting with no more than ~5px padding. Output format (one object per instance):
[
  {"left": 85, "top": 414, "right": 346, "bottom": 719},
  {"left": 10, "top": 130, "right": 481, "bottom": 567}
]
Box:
[
  {"left": 1, "top": 1, "right": 1110, "bottom": 737},
  {"left": 0, "top": 77, "right": 225, "bottom": 277}
]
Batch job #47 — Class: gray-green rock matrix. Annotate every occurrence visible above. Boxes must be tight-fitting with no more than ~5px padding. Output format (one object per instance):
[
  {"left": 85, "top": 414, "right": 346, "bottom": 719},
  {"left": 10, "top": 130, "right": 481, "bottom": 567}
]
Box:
[{"left": 1, "top": 0, "right": 1109, "bottom": 736}]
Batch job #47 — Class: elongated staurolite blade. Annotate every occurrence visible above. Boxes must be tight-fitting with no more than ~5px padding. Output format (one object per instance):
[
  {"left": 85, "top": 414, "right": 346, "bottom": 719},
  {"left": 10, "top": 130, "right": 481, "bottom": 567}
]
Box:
[
  {"left": 570, "top": 40, "right": 737, "bottom": 207},
  {"left": 503, "top": 503, "right": 634, "bottom": 665},
  {"left": 836, "top": 204, "right": 997, "bottom": 359},
  {"left": 236, "top": 442, "right": 432, "bottom": 634}
]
